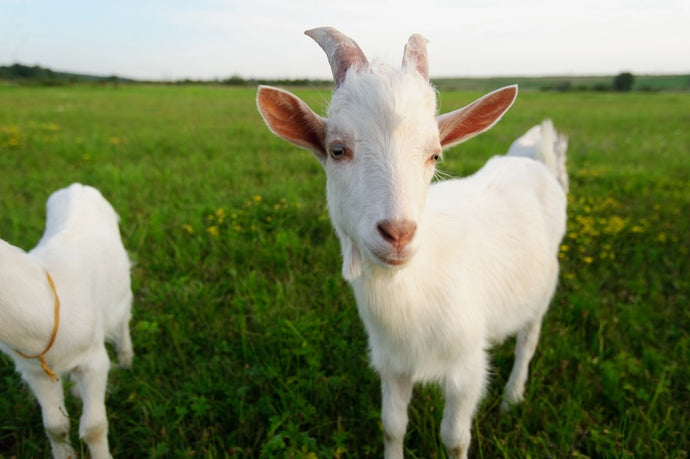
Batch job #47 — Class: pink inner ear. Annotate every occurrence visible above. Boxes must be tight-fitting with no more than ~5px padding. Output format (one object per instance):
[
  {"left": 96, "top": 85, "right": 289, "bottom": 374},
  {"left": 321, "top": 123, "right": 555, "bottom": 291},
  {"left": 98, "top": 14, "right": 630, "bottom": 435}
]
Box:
[
  {"left": 438, "top": 86, "right": 518, "bottom": 148},
  {"left": 257, "top": 87, "right": 326, "bottom": 156}
]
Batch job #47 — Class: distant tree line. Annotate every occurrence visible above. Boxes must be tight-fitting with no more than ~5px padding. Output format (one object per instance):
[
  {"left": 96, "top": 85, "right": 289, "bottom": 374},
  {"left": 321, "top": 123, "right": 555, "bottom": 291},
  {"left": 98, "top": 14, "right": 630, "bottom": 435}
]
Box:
[
  {"left": 539, "top": 72, "right": 690, "bottom": 93},
  {"left": 176, "top": 74, "right": 332, "bottom": 88},
  {"left": 0, "top": 63, "right": 59, "bottom": 83},
  {"left": 0, "top": 64, "right": 332, "bottom": 87},
  {"left": 199, "top": 73, "right": 644, "bottom": 91},
  {"left": 539, "top": 72, "right": 635, "bottom": 92},
  {"left": 0, "top": 63, "right": 125, "bottom": 86},
  {"left": 2, "top": 64, "right": 688, "bottom": 92}
]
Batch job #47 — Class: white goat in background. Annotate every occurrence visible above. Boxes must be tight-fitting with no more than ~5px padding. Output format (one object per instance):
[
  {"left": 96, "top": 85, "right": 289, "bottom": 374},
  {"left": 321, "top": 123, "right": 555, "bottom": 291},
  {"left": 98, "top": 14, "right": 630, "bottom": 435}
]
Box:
[
  {"left": 0, "top": 183, "right": 133, "bottom": 459},
  {"left": 257, "top": 27, "right": 566, "bottom": 458},
  {"left": 507, "top": 118, "right": 569, "bottom": 192}
]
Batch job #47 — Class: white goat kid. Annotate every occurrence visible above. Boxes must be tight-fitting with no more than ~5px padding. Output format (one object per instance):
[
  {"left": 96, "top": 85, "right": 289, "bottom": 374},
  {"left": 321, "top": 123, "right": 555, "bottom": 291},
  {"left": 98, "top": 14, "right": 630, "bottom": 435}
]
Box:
[
  {"left": 507, "top": 118, "right": 569, "bottom": 192},
  {"left": 257, "top": 27, "right": 566, "bottom": 458},
  {"left": 0, "top": 183, "right": 133, "bottom": 459}
]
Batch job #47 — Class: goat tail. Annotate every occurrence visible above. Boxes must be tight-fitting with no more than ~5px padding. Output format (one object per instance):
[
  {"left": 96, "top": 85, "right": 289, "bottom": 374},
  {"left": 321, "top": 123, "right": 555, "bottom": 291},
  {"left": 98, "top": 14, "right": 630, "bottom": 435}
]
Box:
[
  {"left": 507, "top": 119, "right": 569, "bottom": 192},
  {"left": 539, "top": 119, "right": 569, "bottom": 193}
]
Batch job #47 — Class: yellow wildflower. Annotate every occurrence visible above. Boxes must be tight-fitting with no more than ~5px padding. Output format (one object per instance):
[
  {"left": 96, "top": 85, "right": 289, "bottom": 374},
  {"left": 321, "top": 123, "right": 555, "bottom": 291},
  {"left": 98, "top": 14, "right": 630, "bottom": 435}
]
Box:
[
  {"left": 215, "top": 208, "right": 226, "bottom": 224},
  {"left": 604, "top": 215, "right": 626, "bottom": 234}
]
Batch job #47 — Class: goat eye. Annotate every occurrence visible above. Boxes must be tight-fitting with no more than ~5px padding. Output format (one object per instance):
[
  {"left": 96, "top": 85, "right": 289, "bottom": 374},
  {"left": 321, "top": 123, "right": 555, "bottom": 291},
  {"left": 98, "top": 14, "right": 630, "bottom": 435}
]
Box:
[{"left": 330, "top": 143, "right": 347, "bottom": 160}]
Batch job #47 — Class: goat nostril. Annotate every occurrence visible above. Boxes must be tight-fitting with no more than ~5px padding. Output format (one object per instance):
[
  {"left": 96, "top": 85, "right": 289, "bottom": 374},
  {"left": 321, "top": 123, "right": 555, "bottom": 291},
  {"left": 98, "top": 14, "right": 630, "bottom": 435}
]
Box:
[
  {"left": 377, "top": 223, "right": 395, "bottom": 243},
  {"left": 377, "top": 220, "right": 417, "bottom": 247}
]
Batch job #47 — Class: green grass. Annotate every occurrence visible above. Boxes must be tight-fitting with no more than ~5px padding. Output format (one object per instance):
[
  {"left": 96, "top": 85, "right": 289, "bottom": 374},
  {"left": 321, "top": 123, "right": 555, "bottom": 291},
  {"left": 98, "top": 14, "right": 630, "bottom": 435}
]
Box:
[{"left": 0, "top": 84, "right": 688, "bottom": 458}]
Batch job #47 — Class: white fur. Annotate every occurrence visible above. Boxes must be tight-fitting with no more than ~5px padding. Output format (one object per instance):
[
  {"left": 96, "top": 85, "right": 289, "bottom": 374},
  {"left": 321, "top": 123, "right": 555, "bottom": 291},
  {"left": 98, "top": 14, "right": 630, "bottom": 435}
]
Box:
[
  {"left": 257, "top": 27, "right": 567, "bottom": 458},
  {"left": 507, "top": 118, "right": 569, "bottom": 192},
  {"left": 0, "top": 183, "right": 133, "bottom": 459}
]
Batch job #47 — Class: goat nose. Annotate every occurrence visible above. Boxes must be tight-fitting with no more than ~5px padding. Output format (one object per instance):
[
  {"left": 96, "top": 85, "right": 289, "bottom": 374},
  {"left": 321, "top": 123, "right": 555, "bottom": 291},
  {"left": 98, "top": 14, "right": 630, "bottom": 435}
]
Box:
[{"left": 377, "top": 219, "right": 417, "bottom": 248}]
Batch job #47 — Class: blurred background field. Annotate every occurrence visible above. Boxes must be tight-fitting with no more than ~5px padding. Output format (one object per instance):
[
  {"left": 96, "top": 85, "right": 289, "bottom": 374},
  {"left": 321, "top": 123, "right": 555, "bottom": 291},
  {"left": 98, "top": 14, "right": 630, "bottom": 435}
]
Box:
[{"left": 0, "top": 84, "right": 688, "bottom": 457}]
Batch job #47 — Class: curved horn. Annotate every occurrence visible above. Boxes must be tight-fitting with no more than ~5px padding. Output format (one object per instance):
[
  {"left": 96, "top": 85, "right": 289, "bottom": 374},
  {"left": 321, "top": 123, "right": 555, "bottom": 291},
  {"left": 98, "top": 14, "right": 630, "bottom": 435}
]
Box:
[
  {"left": 402, "top": 34, "right": 429, "bottom": 81},
  {"left": 305, "top": 27, "right": 368, "bottom": 87}
]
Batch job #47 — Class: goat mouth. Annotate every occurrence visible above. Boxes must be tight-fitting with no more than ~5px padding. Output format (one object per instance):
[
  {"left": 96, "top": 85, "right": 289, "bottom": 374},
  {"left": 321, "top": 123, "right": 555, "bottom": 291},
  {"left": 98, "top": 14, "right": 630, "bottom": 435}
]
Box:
[
  {"left": 366, "top": 241, "right": 416, "bottom": 268},
  {"left": 372, "top": 250, "right": 411, "bottom": 267},
  {"left": 381, "top": 257, "right": 407, "bottom": 266}
]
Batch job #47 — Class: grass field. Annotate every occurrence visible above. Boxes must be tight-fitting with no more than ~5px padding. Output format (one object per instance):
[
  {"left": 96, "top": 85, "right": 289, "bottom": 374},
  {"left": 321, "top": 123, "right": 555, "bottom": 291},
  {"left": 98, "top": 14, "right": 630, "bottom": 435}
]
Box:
[{"left": 0, "top": 84, "right": 688, "bottom": 458}]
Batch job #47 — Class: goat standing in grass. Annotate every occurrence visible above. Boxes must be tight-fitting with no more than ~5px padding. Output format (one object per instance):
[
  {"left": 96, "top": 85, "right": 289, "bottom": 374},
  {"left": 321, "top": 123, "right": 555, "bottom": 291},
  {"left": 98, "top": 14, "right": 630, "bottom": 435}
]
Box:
[
  {"left": 0, "top": 183, "right": 133, "bottom": 459},
  {"left": 257, "top": 27, "right": 566, "bottom": 458}
]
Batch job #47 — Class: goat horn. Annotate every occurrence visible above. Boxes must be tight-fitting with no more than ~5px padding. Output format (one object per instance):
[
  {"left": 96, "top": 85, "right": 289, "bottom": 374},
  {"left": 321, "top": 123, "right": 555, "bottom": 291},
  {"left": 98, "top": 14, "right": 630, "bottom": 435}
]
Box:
[
  {"left": 305, "top": 27, "right": 368, "bottom": 87},
  {"left": 402, "top": 34, "right": 429, "bottom": 81}
]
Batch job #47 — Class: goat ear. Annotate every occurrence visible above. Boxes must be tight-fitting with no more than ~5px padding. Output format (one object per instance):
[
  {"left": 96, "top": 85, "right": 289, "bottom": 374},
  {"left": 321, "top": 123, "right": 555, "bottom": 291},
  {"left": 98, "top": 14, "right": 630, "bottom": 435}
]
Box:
[
  {"left": 256, "top": 85, "right": 327, "bottom": 161},
  {"left": 437, "top": 85, "right": 518, "bottom": 149}
]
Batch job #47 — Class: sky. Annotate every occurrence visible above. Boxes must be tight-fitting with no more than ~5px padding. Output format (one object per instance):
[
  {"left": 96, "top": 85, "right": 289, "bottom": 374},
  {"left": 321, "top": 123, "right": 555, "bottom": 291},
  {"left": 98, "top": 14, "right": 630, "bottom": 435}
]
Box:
[{"left": 1, "top": 0, "right": 688, "bottom": 81}]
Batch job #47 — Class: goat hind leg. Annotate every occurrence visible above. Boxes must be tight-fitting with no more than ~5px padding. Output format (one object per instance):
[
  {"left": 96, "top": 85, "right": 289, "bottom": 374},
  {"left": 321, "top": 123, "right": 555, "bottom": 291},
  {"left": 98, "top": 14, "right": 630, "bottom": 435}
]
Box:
[
  {"left": 116, "top": 309, "right": 133, "bottom": 368},
  {"left": 115, "top": 295, "right": 133, "bottom": 368},
  {"left": 502, "top": 318, "right": 543, "bottom": 410},
  {"left": 72, "top": 347, "right": 112, "bottom": 459},
  {"left": 24, "top": 372, "right": 76, "bottom": 459}
]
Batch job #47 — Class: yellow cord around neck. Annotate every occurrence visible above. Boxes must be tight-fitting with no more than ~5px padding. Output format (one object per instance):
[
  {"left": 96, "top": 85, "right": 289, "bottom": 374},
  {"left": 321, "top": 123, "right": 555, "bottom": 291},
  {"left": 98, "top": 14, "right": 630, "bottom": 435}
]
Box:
[{"left": 15, "top": 270, "right": 60, "bottom": 382}]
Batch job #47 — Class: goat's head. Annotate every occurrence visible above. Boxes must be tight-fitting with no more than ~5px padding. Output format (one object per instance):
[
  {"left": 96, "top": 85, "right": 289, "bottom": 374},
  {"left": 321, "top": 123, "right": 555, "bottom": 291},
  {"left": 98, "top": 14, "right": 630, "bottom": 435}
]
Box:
[{"left": 257, "top": 27, "right": 517, "bottom": 281}]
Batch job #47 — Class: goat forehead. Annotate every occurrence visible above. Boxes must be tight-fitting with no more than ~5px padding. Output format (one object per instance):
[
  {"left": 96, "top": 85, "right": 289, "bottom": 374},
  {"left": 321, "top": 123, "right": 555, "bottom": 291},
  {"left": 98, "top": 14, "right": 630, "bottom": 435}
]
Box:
[{"left": 328, "top": 65, "right": 437, "bottom": 130}]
